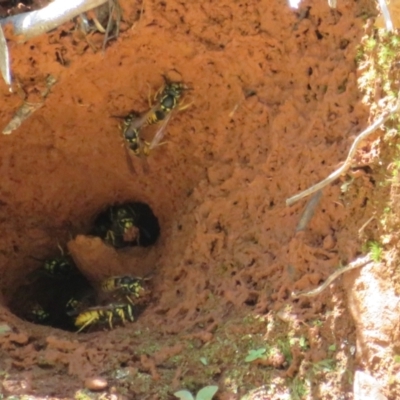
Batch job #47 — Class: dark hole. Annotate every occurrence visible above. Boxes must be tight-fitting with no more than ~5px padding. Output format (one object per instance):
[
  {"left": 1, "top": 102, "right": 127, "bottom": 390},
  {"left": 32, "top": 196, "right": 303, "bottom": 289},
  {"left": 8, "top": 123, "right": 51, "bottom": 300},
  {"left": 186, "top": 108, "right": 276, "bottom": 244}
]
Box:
[
  {"left": 8, "top": 254, "right": 95, "bottom": 332},
  {"left": 315, "top": 30, "right": 323, "bottom": 40},
  {"left": 339, "top": 39, "right": 350, "bottom": 49},
  {"left": 244, "top": 293, "right": 258, "bottom": 306},
  {"left": 8, "top": 201, "right": 160, "bottom": 333}
]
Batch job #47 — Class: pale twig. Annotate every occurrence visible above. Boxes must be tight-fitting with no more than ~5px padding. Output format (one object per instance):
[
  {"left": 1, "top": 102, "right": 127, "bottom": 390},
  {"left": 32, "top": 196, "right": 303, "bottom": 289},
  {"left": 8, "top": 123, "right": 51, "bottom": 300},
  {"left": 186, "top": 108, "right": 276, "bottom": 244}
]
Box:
[
  {"left": 0, "top": 0, "right": 108, "bottom": 40},
  {"left": 286, "top": 100, "right": 400, "bottom": 207},
  {"left": 295, "top": 190, "right": 322, "bottom": 232},
  {"left": 377, "top": 0, "right": 394, "bottom": 32},
  {"left": 291, "top": 254, "right": 373, "bottom": 298},
  {"left": 358, "top": 216, "right": 376, "bottom": 235}
]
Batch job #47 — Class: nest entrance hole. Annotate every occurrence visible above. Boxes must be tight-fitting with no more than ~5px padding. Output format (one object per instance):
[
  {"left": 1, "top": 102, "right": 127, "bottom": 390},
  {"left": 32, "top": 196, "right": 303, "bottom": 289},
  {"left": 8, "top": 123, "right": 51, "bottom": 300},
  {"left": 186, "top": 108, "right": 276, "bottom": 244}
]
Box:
[{"left": 6, "top": 201, "right": 160, "bottom": 333}]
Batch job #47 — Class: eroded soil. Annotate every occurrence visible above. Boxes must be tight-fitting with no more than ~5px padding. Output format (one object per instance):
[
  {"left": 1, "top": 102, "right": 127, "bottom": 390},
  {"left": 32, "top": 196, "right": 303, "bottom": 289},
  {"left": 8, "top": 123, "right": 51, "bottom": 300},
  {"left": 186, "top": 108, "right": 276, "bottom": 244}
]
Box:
[{"left": 0, "top": 0, "right": 396, "bottom": 399}]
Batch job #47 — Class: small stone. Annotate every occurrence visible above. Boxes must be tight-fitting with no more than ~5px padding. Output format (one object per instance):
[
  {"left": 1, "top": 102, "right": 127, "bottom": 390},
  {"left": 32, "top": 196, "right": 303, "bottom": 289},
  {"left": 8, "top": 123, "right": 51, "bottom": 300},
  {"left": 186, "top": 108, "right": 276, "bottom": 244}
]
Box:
[{"left": 84, "top": 377, "right": 108, "bottom": 391}]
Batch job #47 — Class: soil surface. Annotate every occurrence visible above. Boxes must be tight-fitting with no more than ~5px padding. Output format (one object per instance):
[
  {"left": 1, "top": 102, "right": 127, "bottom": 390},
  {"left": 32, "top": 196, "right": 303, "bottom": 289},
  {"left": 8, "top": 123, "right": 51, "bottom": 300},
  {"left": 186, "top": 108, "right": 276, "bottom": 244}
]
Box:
[{"left": 0, "top": 0, "right": 397, "bottom": 399}]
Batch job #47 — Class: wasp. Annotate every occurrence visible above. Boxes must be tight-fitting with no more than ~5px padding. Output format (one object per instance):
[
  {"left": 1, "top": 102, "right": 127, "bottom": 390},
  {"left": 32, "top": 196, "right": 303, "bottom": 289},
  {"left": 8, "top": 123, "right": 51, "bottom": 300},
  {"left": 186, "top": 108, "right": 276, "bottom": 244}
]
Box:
[
  {"left": 65, "top": 289, "right": 96, "bottom": 317},
  {"left": 29, "top": 252, "right": 78, "bottom": 280},
  {"left": 101, "top": 275, "right": 149, "bottom": 305},
  {"left": 28, "top": 303, "right": 51, "bottom": 324},
  {"left": 42, "top": 255, "right": 78, "bottom": 279},
  {"left": 146, "top": 79, "right": 188, "bottom": 125},
  {"left": 92, "top": 202, "right": 160, "bottom": 248},
  {"left": 104, "top": 204, "right": 140, "bottom": 247},
  {"left": 122, "top": 77, "right": 190, "bottom": 156},
  {"left": 65, "top": 297, "right": 81, "bottom": 317},
  {"left": 75, "top": 303, "right": 134, "bottom": 333},
  {"left": 119, "top": 112, "right": 150, "bottom": 156}
]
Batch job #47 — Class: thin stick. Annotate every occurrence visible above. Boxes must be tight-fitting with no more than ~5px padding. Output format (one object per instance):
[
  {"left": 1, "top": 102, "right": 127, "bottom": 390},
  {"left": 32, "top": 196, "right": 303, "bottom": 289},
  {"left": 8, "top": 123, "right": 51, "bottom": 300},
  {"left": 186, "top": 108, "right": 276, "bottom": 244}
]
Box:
[
  {"left": 295, "top": 190, "right": 322, "bottom": 232},
  {"left": 291, "top": 254, "right": 372, "bottom": 298},
  {"left": 286, "top": 100, "right": 400, "bottom": 207},
  {"left": 1, "top": 0, "right": 108, "bottom": 40}
]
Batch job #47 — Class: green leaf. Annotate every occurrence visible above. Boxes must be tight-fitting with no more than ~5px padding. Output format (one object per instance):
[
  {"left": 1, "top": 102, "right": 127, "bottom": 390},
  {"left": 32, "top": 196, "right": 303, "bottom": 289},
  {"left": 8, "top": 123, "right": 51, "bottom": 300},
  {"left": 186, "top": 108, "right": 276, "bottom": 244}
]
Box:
[
  {"left": 328, "top": 344, "right": 336, "bottom": 352},
  {"left": 245, "top": 348, "right": 266, "bottom": 362},
  {"left": 200, "top": 357, "right": 208, "bottom": 365},
  {"left": 196, "top": 385, "right": 219, "bottom": 400},
  {"left": 394, "top": 355, "right": 400, "bottom": 363},
  {"left": 174, "top": 390, "right": 195, "bottom": 400}
]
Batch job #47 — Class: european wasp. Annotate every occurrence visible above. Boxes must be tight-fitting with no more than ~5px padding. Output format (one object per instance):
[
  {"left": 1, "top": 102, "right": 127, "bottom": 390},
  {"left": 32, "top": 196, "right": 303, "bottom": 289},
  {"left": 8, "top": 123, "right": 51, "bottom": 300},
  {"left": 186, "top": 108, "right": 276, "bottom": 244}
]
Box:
[
  {"left": 42, "top": 255, "right": 78, "bottom": 279},
  {"left": 121, "top": 77, "right": 190, "bottom": 156},
  {"left": 91, "top": 202, "right": 160, "bottom": 248},
  {"left": 29, "top": 252, "right": 79, "bottom": 280},
  {"left": 100, "top": 275, "right": 150, "bottom": 305},
  {"left": 119, "top": 112, "right": 150, "bottom": 156},
  {"left": 28, "top": 303, "right": 51, "bottom": 324},
  {"left": 65, "top": 288, "right": 96, "bottom": 317},
  {"left": 75, "top": 303, "right": 134, "bottom": 333}
]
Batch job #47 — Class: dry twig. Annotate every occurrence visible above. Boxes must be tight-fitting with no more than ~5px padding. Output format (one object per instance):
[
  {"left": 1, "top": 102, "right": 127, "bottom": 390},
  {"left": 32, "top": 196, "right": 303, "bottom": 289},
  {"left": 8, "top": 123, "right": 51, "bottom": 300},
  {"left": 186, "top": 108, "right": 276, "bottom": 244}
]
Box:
[
  {"left": 295, "top": 190, "right": 322, "bottom": 232},
  {"left": 286, "top": 100, "right": 400, "bottom": 206},
  {"left": 291, "top": 254, "right": 373, "bottom": 298},
  {"left": 0, "top": 0, "right": 108, "bottom": 40}
]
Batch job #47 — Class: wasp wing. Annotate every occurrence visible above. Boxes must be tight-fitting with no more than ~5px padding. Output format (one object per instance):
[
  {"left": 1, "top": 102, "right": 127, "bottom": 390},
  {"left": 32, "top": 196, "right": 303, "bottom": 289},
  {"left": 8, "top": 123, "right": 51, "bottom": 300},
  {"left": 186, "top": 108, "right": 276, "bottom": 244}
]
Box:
[{"left": 148, "top": 112, "right": 173, "bottom": 151}]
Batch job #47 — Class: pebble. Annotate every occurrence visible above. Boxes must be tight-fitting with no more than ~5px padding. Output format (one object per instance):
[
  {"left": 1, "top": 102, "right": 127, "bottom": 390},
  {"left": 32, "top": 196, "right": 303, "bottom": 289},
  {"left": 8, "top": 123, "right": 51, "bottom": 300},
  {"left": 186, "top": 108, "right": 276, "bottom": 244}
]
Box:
[{"left": 84, "top": 377, "right": 108, "bottom": 391}]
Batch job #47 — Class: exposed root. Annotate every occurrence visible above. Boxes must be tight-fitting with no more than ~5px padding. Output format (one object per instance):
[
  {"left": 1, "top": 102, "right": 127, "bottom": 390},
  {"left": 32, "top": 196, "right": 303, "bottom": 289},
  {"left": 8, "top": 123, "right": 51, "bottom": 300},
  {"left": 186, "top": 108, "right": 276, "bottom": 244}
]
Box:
[
  {"left": 286, "top": 99, "right": 400, "bottom": 206},
  {"left": 291, "top": 255, "right": 373, "bottom": 298}
]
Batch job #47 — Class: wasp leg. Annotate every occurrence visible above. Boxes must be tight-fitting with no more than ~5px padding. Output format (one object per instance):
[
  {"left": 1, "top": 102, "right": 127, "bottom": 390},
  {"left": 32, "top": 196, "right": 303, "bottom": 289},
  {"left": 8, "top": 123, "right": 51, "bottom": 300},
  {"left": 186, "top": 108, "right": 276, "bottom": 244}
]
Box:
[
  {"left": 124, "top": 147, "right": 137, "bottom": 174},
  {"left": 105, "top": 230, "right": 116, "bottom": 244},
  {"left": 126, "top": 305, "right": 135, "bottom": 322},
  {"left": 76, "top": 316, "right": 96, "bottom": 333},
  {"left": 108, "top": 312, "right": 113, "bottom": 329},
  {"left": 177, "top": 100, "right": 193, "bottom": 112}
]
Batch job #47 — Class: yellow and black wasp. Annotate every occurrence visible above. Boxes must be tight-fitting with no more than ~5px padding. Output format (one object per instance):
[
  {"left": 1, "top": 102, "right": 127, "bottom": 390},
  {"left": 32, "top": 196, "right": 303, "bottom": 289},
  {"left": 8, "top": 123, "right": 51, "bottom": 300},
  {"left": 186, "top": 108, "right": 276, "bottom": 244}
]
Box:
[
  {"left": 100, "top": 275, "right": 150, "bottom": 305},
  {"left": 29, "top": 252, "right": 79, "bottom": 281},
  {"left": 105, "top": 204, "right": 140, "bottom": 248},
  {"left": 75, "top": 303, "right": 134, "bottom": 333},
  {"left": 65, "top": 288, "right": 97, "bottom": 317},
  {"left": 42, "top": 255, "right": 78, "bottom": 279},
  {"left": 28, "top": 303, "right": 51, "bottom": 324},
  {"left": 121, "top": 77, "right": 190, "bottom": 156},
  {"left": 91, "top": 202, "right": 160, "bottom": 248},
  {"left": 117, "top": 112, "right": 149, "bottom": 156}
]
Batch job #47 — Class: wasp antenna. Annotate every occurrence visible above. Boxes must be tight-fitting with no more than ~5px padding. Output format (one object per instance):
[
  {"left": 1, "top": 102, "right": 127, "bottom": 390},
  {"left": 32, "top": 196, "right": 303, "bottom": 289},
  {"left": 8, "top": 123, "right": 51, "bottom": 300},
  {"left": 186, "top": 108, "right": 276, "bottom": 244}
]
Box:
[{"left": 57, "top": 243, "right": 64, "bottom": 255}]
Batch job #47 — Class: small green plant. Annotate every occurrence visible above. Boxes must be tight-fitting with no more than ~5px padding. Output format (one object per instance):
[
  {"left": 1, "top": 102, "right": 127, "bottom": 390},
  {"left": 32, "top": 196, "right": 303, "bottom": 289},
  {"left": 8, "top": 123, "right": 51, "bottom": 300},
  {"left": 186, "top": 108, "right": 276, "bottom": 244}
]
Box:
[
  {"left": 298, "top": 336, "right": 308, "bottom": 351},
  {"left": 289, "top": 376, "right": 308, "bottom": 400},
  {"left": 367, "top": 241, "right": 383, "bottom": 262},
  {"left": 244, "top": 348, "right": 266, "bottom": 362},
  {"left": 311, "top": 358, "right": 336, "bottom": 374},
  {"left": 174, "top": 386, "right": 218, "bottom": 400},
  {"left": 394, "top": 355, "right": 400, "bottom": 363},
  {"left": 328, "top": 344, "right": 336, "bottom": 352}
]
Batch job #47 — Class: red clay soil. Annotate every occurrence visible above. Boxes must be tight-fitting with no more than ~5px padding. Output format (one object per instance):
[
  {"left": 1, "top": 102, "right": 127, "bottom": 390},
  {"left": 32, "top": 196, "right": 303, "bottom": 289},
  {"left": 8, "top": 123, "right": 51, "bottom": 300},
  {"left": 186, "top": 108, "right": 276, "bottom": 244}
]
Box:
[{"left": 0, "top": 0, "right": 389, "bottom": 398}]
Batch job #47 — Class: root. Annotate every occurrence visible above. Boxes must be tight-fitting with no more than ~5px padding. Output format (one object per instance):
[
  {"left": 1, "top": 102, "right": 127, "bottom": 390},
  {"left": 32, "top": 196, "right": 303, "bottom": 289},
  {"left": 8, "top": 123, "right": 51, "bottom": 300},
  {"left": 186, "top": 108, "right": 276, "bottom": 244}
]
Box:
[
  {"left": 286, "top": 99, "right": 400, "bottom": 207},
  {"left": 291, "top": 254, "right": 373, "bottom": 298}
]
